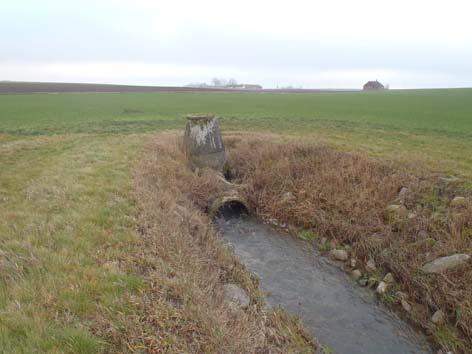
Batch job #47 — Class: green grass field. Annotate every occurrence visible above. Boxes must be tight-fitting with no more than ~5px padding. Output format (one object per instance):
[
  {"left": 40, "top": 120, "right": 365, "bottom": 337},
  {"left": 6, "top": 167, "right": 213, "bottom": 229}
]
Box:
[
  {"left": 0, "top": 89, "right": 471, "bottom": 352},
  {"left": 1, "top": 89, "right": 472, "bottom": 177},
  {"left": 2, "top": 89, "right": 472, "bottom": 136}
]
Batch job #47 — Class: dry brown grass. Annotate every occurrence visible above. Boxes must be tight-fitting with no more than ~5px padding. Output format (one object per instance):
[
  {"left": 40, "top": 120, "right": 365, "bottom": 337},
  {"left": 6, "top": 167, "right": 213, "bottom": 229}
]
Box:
[
  {"left": 225, "top": 134, "right": 472, "bottom": 353},
  {"left": 92, "top": 133, "right": 315, "bottom": 353}
]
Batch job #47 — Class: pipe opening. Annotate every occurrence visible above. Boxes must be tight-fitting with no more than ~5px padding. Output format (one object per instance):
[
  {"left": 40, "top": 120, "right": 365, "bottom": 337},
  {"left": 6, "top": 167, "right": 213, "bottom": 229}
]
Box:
[{"left": 215, "top": 200, "right": 249, "bottom": 218}]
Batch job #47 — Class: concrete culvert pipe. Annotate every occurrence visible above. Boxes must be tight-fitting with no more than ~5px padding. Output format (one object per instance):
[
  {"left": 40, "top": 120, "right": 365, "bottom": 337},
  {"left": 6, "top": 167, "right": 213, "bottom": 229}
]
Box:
[
  {"left": 209, "top": 192, "right": 249, "bottom": 217},
  {"left": 183, "top": 114, "right": 226, "bottom": 171}
]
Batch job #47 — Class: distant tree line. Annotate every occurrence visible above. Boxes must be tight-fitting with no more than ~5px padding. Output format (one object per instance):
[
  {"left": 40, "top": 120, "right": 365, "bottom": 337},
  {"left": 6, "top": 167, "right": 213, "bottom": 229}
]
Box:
[
  {"left": 186, "top": 78, "right": 262, "bottom": 90},
  {"left": 211, "top": 78, "right": 238, "bottom": 87}
]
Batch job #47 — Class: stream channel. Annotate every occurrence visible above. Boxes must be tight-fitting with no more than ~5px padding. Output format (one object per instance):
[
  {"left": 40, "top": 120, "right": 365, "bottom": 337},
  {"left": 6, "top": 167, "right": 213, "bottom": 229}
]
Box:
[{"left": 216, "top": 212, "right": 433, "bottom": 354}]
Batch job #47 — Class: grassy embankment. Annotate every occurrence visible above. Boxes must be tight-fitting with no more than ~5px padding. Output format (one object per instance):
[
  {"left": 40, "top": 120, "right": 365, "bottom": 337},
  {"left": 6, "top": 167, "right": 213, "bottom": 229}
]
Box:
[{"left": 0, "top": 89, "right": 471, "bottom": 352}]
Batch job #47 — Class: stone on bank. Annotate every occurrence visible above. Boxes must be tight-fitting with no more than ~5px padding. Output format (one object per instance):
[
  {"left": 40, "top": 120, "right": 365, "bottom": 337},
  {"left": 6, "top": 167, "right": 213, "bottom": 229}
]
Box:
[
  {"left": 351, "top": 269, "right": 362, "bottom": 280},
  {"left": 223, "top": 283, "right": 250, "bottom": 308},
  {"left": 421, "top": 254, "right": 470, "bottom": 273},
  {"left": 330, "top": 249, "right": 349, "bottom": 261},
  {"left": 450, "top": 196, "right": 467, "bottom": 207},
  {"left": 431, "top": 309, "right": 445, "bottom": 325}
]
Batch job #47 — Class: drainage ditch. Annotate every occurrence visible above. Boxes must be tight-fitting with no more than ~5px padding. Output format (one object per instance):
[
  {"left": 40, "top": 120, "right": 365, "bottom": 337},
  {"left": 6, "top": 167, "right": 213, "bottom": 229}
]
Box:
[
  {"left": 214, "top": 202, "right": 432, "bottom": 354},
  {"left": 183, "top": 113, "right": 433, "bottom": 353}
]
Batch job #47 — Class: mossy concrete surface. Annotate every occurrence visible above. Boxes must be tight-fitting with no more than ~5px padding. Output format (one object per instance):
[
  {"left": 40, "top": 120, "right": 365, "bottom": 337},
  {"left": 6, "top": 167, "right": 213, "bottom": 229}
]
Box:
[{"left": 184, "top": 114, "right": 226, "bottom": 171}]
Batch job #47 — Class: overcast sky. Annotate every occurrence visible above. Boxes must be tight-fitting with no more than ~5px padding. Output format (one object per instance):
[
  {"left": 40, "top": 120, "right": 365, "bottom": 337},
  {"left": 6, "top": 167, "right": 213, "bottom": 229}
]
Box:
[{"left": 1, "top": 0, "right": 471, "bottom": 89}]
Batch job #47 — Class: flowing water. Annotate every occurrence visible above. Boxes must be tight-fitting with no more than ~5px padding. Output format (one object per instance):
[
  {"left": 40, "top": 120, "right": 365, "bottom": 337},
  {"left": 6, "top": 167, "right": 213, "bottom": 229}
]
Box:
[{"left": 216, "top": 214, "right": 432, "bottom": 354}]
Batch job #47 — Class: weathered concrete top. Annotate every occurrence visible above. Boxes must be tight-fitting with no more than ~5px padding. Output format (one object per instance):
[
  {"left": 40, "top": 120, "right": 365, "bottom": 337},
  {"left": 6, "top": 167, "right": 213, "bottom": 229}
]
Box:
[{"left": 183, "top": 113, "right": 226, "bottom": 171}]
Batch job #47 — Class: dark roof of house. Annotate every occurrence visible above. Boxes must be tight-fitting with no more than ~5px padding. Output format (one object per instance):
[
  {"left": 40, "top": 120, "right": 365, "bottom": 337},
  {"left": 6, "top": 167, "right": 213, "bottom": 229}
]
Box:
[{"left": 364, "top": 80, "right": 384, "bottom": 87}]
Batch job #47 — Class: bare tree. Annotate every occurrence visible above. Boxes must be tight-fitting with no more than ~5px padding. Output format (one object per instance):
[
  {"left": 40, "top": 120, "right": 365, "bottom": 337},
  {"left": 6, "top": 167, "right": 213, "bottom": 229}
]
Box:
[
  {"left": 211, "top": 77, "right": 238, "bottom": 87},
  {"left": 227, "top": 78, "right": 238, "bottom": 87}
]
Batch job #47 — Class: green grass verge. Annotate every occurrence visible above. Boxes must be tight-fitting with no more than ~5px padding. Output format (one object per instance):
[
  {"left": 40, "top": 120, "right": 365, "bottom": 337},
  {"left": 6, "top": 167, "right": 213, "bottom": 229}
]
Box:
[{"left": 0, "top": 134, "right": 145, "bottom": 353}]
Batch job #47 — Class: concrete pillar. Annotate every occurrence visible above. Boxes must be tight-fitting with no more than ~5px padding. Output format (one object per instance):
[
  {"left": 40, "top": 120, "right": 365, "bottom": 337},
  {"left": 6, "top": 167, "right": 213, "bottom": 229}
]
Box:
[{"left": 183, "top": 114, "right": 226, "bottom": 171}]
